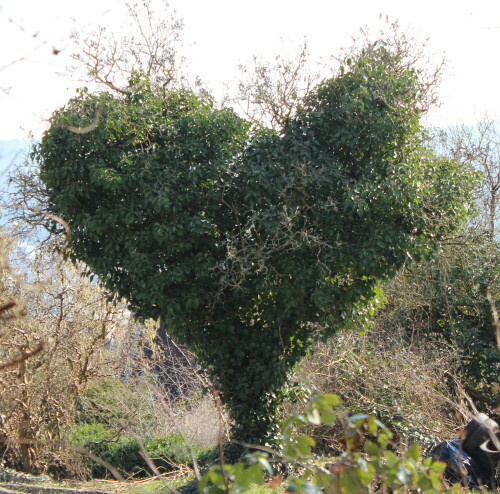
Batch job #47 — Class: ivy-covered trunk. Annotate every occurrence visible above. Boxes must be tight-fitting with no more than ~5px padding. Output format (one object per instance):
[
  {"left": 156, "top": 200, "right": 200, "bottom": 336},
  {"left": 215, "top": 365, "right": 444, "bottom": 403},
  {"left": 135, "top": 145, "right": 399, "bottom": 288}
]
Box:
[{"left": 185, "top": 317, "right": 310, "bottom": 446}]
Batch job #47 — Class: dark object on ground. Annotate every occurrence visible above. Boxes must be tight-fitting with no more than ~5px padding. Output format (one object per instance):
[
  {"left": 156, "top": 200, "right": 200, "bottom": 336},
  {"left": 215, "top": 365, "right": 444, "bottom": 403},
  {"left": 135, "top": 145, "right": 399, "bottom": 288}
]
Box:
[
  {"left": 462, "top": 414, "right": 500, "bottom": 477},
  {"left": 430, "top": 439, "right": 483, "bottom": 489},
  {"left": 427, "top": 414, "right": 500, "bottom": 490}
]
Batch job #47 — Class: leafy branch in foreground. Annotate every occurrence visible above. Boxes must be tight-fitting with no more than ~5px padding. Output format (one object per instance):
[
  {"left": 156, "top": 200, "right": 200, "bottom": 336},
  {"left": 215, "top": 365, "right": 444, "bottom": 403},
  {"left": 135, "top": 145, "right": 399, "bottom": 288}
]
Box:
[{"left": 199, "top": 394, "right": 454, "bottom": 494}]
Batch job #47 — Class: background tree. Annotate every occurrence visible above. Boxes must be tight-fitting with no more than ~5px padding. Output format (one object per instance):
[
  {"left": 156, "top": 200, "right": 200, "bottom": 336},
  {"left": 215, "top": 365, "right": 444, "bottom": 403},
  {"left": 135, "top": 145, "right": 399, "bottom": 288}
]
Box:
[
  {"left": 433, "top": 119, "right": 500, "bottom": 240},
  {"left": 33, "top": 37, "right": 476, "bottom": 446},
  {"left": 367, "top": 120, "right": 500, "bottom": 406},
  {"left": 234, "top": 40, "right": 323, "bottom": 129},
  {"left": 0, "top": 240, "right": 141, "bottom": 475},
  {"left": 68, "top": 0, "right": 186, "bottom": 94}
]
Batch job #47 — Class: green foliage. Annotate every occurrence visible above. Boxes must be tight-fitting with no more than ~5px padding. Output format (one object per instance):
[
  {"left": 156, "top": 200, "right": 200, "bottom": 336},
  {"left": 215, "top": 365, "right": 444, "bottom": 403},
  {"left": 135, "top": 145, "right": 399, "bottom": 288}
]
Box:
[
  {"left": 36, "top": 40, "right": 476, "bottom": 444},
  {"left": 377, "top": 238, "right": 500, "bottom": 403},
  {"left": 199, "top": 394, "right": 454, "bottom": 494},
  {"left": 424, "top": 242, "right": 499, "bottom": 395},
  {"left": 77, "top": 377, "right": 160, "bottom": 433},
  {"left": 69, "top": 423, "right": 211, "bottom": 478}
]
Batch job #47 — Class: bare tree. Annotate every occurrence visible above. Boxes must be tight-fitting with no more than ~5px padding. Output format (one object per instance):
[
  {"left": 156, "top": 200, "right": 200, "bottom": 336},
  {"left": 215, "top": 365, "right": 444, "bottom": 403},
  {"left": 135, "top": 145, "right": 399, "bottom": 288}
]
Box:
[
  {"left": 433, "top": 118, "right": 500, "bottom": 240},
  {"left": 68, "top": 0, "right": 186, "bottom": 93},
  {"left": 0, "top": 241, "right": 141, "bottom": 474},
  {"left": 4, "top": 158, "right": 52, "bottom": 240},
  {"left": 234, "top": 39, "right": 324, "bottom": 129}
]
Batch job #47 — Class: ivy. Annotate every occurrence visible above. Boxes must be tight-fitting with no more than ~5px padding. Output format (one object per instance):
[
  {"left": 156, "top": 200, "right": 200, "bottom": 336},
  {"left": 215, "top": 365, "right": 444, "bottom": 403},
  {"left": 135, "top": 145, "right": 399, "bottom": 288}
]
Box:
[{"left": 36, "top": 44, "right": 476, "bottom": 445}]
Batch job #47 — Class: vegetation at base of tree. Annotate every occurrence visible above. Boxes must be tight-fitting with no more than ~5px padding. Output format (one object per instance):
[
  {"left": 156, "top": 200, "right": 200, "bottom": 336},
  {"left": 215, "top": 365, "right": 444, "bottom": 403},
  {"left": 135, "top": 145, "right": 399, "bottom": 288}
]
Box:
[
  {"left": 378, "top": 241, "right": 499, "bottom": 403},
  {"left": 69, "top": 424, "right": 213, "bottom": 479},
  {"left": 294, "top": 329, "right": 465, "bottom": 449},
  {"left": 34, "top": 39, "right": 476, "bottom": 445},
  {"left": 198, "top": 394, "right": 468, "bottom": 494}
]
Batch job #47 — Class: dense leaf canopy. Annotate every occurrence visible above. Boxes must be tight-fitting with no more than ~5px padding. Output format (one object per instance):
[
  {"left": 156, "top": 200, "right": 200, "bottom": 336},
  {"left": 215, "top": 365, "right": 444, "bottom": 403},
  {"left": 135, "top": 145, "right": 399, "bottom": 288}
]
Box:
[{"left": 36, "top": 46, "right": 475, "bottom": 442}]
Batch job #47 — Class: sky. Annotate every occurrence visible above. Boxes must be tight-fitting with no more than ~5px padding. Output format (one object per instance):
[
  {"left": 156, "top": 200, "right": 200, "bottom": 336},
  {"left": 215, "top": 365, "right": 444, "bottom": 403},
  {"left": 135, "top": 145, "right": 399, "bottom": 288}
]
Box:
[{"left": 0, "top": 0, "right": 499, "bottom": 141}]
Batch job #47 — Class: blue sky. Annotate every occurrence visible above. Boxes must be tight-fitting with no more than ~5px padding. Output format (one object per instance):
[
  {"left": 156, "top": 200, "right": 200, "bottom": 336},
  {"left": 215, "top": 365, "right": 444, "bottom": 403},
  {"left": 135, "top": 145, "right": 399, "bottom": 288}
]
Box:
[{"left": 0, "top": 139, "right": 31, "bottom": 176}]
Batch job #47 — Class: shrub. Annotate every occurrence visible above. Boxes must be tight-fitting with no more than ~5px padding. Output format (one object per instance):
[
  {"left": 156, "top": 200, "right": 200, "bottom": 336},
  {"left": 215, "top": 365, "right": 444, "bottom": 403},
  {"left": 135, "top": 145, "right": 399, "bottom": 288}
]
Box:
[
  {"left": 292, "top": 327, "right": 467, "bottom": 450},
  {"left": 77, "top": 377, "right": 166, "bottom": 434},
  {"left": 69, "top": 423, "right": 212, "bottom": 478}
]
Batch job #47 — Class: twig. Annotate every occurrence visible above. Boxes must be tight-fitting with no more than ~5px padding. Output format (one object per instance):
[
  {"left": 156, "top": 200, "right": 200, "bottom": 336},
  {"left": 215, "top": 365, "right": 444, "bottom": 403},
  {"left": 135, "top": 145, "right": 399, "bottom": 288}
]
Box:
[
  {"left": 0, "top": 341, "right": 45, "bottom": 370},
  {"left": 152, "top": 384, "right": 202, "bottom": 482},
  {"left": 63, "top": 103, "right": 104, "bottom": 135},
  {"left": 0, "top": 203, "right": 72, "bottom": 245},
  {"left": 129, "top": 467, "right": 191, "bottom": 484},
  {"left": 0, "top": 301, "right": 16, "bottom": 314},
  {"left": 73, "top": 445, "right": 125, "bottom": 481},
  {"left": 95, "top": 77, "right": 146, "bottom": 95},
  {"left": 0, "top": 437, "right": 125, "bottom": 481},
  {"left": 210, "top": 388, "right": 229, "bottom": 494}
]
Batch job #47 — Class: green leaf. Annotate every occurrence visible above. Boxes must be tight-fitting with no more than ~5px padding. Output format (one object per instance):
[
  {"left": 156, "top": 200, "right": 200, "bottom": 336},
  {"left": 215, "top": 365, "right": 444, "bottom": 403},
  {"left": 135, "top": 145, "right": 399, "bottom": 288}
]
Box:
[
  {"left": 406, "top": 443, "right": 421, "bottom": 462},
  {"left": 430, "top": 460, "right": 446, "bottom": 473},
  {"left": 364, "top": 440, "right": 380, "bottom": 457},
  {"left": 285, "top": 435, "right": 316, "bottom": 458}
]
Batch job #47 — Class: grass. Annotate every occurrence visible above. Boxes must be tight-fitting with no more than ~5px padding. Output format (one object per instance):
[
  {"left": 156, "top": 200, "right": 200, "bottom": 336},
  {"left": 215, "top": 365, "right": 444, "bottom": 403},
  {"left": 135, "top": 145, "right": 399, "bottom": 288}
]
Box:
[
  {"left": 36, "top": 474, "right": 496, "bottom": 494},
  {"left": 42, "top": 475, "right": 193, "bottom": 494},
  {"left": 119, "top": 477, "right": 189, "bottom": 494},
  {"left": 116, "top": 477, "right": 285, "bottom": 494}
]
